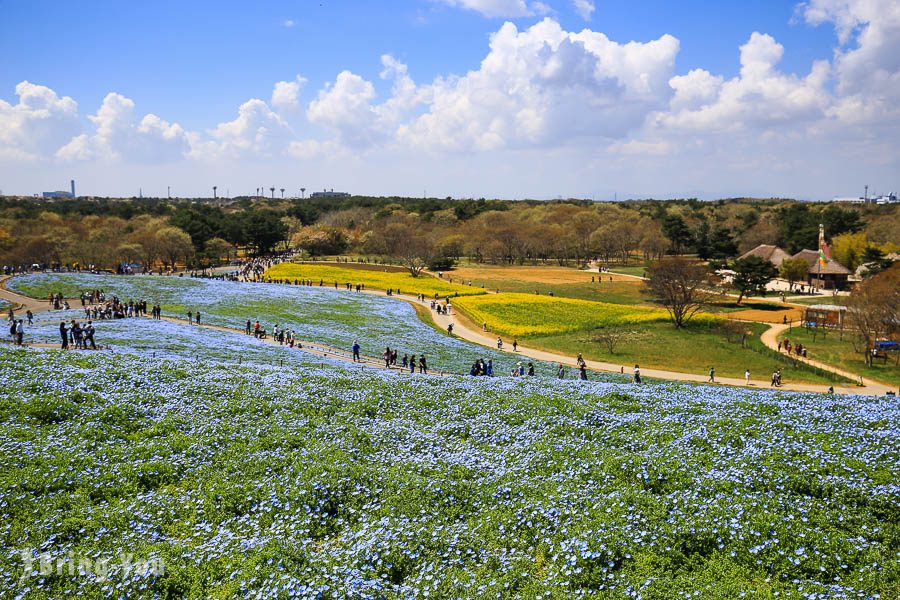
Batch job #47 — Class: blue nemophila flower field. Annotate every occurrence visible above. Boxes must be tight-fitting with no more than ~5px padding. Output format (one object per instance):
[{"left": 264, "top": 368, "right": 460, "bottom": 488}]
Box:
[
  {"left": 0, "top": 347, "right": 896, "bottom": 599},
  {"left": 9, "top": 273, "right": 573, "bottom": 377}
]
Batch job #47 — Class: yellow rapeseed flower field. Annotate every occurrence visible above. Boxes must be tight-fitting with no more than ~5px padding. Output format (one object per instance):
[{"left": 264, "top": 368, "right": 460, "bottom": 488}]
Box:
[
  {"left": 453, "top": 293, "right": 719, "bottom": 337},
  {"left": 265, "top": 263, "right": 485, "bottom": 297}
]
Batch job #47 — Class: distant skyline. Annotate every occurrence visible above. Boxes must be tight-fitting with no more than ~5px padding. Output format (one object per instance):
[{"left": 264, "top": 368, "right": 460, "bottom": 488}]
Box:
[{"left": 1, "top": 0, "right": 897, "bottom": 199}]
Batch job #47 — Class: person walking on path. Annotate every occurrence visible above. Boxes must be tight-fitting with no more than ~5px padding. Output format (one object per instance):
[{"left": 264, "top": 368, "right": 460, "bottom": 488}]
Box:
[
  {"left": 352, "top": 341, "right": 361, "bottom": 362},
  {"left": 447, "top": 323, "right": 453, "bottom": 335},
  {"left": 419, "top": 355, "right": 427, "bottom": 374},
  {"left": 409, "top": 355, "right": 416, "bottom": 373},
  {"left": 633, "top": 364, "right": 641, "bottom": 384},
  {"left": 195, "top": 311, "right": 201, "bottom": 326},
  {"left": 745, "top": 369, "right": 751, "bottom": 385},
  {"left": 246, "top": 319, "right": 252, "bottom": 335},
  {"left": 26, "top": 310, "right": 33, "bottom": 325},
  {"left": 15, "top": 320, "right": 23, "bottom": 346},
  {"left": 187, "top": 310, "right": 193, "bottom": 325},
  {"left": 708, "top": 367, "right": 715, "bottom": 383},
  {"left": 513, "top": 339, "right": 518, "bottom": 352},
  {"left": 59, "top": 321, "right": 68, "bottom": 349},
  {"left": 497, "top": 337, "right": 503, "bottom": 350}
]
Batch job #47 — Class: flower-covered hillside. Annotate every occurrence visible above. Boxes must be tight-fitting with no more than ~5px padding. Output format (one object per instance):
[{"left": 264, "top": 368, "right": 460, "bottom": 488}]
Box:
[{"left": 0, "top": 348, "right": 897, "bottom": 599}]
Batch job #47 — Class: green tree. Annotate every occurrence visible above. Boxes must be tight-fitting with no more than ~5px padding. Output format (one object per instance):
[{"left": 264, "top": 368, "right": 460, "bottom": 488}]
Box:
[
  {"left": 662, "top": 214, "right": 694, "bottom": 255},
  {"left": 779, "top": 258, "right": 809, "bottom": 290},
  {"left": 243, "top": 210, "right": 288, "bottom": 255},
  {"left": 156, "top": 227, "right": 194, "bottom": 270},
  {"left": 709, "top": 226, "right": 737, "bottom": 259},
  {"left": 777, "top": 204, "right": 819, "bottom": 253},
  {"left": 731, "top": 255, "right": 778, "bottom": 303},
  {"left": 204, "top": 237, "right": 234, "bottom": 264}
]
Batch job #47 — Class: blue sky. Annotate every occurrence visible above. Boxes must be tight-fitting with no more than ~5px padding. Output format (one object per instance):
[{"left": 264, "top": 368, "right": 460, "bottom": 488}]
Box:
[{"left": 0, "top": 0, "right": 897, "bottom": 199}]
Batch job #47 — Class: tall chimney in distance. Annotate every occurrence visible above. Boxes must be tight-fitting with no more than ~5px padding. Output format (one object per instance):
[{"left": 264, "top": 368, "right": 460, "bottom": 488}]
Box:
[{"left": 71, "top": 179, "right": 75, "bottom": 197}]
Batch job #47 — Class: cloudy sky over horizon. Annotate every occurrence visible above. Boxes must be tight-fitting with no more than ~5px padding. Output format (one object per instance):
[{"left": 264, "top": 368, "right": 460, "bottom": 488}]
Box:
[{"left": 1, "top": 0, "right": 897, "bottom": 200}]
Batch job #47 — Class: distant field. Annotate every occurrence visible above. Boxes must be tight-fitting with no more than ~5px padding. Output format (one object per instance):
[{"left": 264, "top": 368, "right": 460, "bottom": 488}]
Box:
[
  {"left": 789, "top": 295, "right": 850, "bottom": 306},
  {"left": 453, "top": 292, "right": 717, "bottom": 338},
  {"left": 607, "top": 265, "right": 647, "bottom": 277},
  {"left": 266, "top": 263, "right": 484, "bottom": 297},
  {"left": 449, "top": 264, "right": 646, "bottom": 304}
]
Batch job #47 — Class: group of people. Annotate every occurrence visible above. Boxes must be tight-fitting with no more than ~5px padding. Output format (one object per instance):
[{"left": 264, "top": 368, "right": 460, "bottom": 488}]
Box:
[
  {"left": 59, "top": 320, "right": 97, "bottom": 350},
  {"left": 7, "top": 316, "right": 25, "bottom": 345},
  {"left": 244, "top": 319, "right": 298, "bottom": 348},
  {"left": 372, "top": 344, "right": 428, "bottom": 373},
  {"left": 777, "top": 337, "right": 808, "bottom": 358}
]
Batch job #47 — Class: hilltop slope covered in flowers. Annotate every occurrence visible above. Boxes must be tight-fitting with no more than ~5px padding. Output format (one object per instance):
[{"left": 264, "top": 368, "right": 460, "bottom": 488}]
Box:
[{"left": 0, "top": 348, "right": 897, "bottom": 599}]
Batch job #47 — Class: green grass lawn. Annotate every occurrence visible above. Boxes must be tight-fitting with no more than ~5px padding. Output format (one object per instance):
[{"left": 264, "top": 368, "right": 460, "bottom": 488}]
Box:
[
  {"left": 522, "top": 321, "right": 845, "bottom": 385},
  {"left": 706, "top": 299, "right": 787, "bottom": 314},
  {"left": 778, "top": 326, "right": 900, "bottom": 387},
  {"left": 476, "top": 279, "right": 647, "bottom": 305},
  {"left": 787, "top": 295, "right": 849, "bottom": 306},
  {"left": 607, "top": 265, "right": 647, "bottom": 277}
]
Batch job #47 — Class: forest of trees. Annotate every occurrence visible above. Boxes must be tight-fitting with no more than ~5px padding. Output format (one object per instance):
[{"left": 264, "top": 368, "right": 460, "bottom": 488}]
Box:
[{"left": 0, "top": 195, "right": 896, "bottom": 273}]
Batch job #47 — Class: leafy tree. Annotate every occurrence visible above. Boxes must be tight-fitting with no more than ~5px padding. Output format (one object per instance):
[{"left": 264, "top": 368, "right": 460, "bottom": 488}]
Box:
[
  {"left": 243, "top": 210, "right": 288, "bottom": 255},
  {"left": 709, "top": 226, "right": 738, "bottom": 259},
  {"left": 290, "top": 226, "right": 349, "bottom": 256},
  {"left": 156, "top": 227, "right": 194, "bottom": 270},
  {"left": 831, "top": 232, "right": 868, "bottom": 271},
  {"left": 169, "top": 205, "right": 224, "bottom": 251},
  {"left": 847, "top": 264, "right": 900, "bottom": 366},
  {"left": 820, "top": 205, "right": 863, "bottom": 239},
  {"left": 779, "top": 258, "right": 809, "bottom": 290},
  {"left": 777, "top": 204, "right": 819, "bottom": 253},
  {"left": 695, "top": 221, "right": 711, "bottom": 259},
  {"left": 643, "top": 257, "right": 717, "bottom": 328},
  {"left": 662, "top": 214, "right": 694, "bottom": 255},
  {"left": 731, "top": 255, "right": 778, "bottom": 303},
  {"left": 204, "top": 237, "right": 234, "bottom": 264}
]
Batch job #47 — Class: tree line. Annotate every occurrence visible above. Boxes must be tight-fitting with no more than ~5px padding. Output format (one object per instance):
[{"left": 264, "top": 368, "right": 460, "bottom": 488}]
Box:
[{"left": 0, "top": 195, "right": 896, "bottom": 272}]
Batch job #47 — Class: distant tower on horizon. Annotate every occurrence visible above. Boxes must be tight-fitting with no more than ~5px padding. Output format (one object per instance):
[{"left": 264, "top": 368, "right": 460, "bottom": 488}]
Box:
[{"left": 70, "top": 179, "right": 75, "bottom": 197}]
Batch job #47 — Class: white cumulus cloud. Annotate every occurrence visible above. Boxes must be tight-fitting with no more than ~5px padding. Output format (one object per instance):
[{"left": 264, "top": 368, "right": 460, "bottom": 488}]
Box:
[
  {"left": 0, "top": 81, "right": 80, "bottom": 160},
  {"left": 192, "top": 98, "right": 293, "bottom": 160},
  {"left": 56, "top": 92, "right": 189, "bottom": 162},
  {"left": 657, "top": 32, "right": 830, "bottom": 132},
  {"left": 436, "top": 0, "right": 549, "bottom": 18},
  {"left": 573, "top": 0, "right": 595, "bottom": 21},
  {"left": 271, "top": 75, "right": 307, "bottom": 112},
  {"left": 399, "top": 18, "right": 679, "bottom": 150}
]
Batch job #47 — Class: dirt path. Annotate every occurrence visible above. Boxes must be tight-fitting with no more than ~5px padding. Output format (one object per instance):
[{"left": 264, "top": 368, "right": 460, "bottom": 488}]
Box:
[
  {"left": 0, "top": 275, "right": 51, "bottom": 314},
  {"left": 759, "top": 323, "right": 894, "bottom": 395}
]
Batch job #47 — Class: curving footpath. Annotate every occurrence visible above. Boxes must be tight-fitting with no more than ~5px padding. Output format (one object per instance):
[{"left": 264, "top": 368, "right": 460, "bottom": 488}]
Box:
[{"left": 759, "top": 323, "right": 893, "bottom": 395}]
